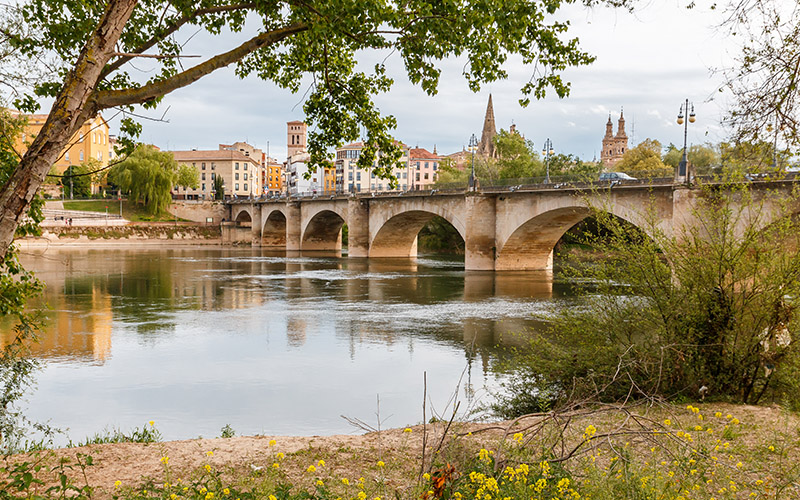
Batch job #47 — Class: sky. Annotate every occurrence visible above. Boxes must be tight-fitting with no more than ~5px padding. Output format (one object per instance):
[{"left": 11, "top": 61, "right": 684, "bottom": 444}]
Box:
[{"left": 112, "top": 1, "right": 735, "bottom": 162}]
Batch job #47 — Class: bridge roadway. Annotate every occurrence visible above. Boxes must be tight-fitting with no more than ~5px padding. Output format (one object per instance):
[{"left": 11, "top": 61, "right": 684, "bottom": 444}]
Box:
[{"left": 224, "top": 178, "right": 798, "bottom": 271}]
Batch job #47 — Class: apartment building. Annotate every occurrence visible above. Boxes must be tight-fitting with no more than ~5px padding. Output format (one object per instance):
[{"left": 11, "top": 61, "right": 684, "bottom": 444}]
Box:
[
  {"left": 334, "top": 141, "right": 410, "bottom": 194},
  {"left": 171, "top": 149, "right": 261, "bottom": 200},
  {"left": 285, "top": 152, "right": 335, "bottom": 195},
  {"left": 408, "top": 147, "right": 441, "bottom": 190}
]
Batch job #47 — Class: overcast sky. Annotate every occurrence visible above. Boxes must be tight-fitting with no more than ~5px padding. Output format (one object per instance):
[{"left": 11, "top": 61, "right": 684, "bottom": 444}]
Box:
[{"left": 116, "top": 1, "right": 733, "bottom": 162}]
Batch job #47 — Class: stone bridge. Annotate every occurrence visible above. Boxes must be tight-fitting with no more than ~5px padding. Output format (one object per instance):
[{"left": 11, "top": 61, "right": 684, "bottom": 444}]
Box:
[{"left": 224, "top": 181, "right": 798, "bottom": 271}]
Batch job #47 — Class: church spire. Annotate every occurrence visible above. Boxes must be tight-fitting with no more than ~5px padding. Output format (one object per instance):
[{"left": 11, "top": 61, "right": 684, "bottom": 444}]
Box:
[
  {"left": 604, "top": 113, "right": 613, "bottom": 138},
  {"left": 616, "top": 109, "right": 627, "bottom": 139},
  {"left": 477, "top": 94, "right": 497, "bottom": 158}
]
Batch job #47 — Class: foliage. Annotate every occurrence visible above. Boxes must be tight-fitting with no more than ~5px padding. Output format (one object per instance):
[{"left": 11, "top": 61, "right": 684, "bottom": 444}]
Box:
[
  {"left": 719, "top": 0, "right": 800, "bottom": 154},
  {"left": 663, "top": 143, "right": 720, "bottom": 175},
  {"left": 60, "top": 164, "right": 92, "bottom": 198},
  {"left": 0, "top": 452, "right": 94, "bottom": 499},
  {"left": 176, "top": 163, "right": 200, "bottom": 190},
  {"left": 68, "top": 422, "right": 162, "bottom": 447},
  {"left": 493, "top": 129, "right": 543, "bottom": 179},
  {"left": 617, "top": 138, "right": 665, "bottom": 172},
  {"left": 494, "top": 180, "right": 800, "bottom": 414},
  {"left": 718, "top": 140, "right": 791, "bottom": 173},
  {"left": 108, "top": 145, "right": 180, "bottom": 214},
  {"left": 0, "top": 109, "right": 49, "bottom": 454},
  {"left": 219, "top": 424, "right": 235, "bottom": 439},
  {"left": 418, "top": 216, "right": 465, "bottom": 254},
  {"left": 546, "top": 153, "right": 602, "bottom": 180},
  {"left": 213, "top": 175, "right": 224, "bottom": 201}
]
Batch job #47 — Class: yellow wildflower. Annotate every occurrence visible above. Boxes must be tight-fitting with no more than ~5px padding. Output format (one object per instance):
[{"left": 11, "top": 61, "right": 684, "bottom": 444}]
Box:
[
  {"left": 269, "top": 496, "right": 277, "bottom": 500},
  {"left": 160, "top": 456, "right": 169, "bottom": 465},
  {"left": 114, "top": 480, "right": 122, "bottom": 488},
  {"left": 377, "top": 460, "right": 385, "bottom": 467},
  {"left": 423, "top": 473, "right": 431, "bottom": 481},
  {"left": 223, "top": 488, "right": 230, "bottom": 495},
  {"left": 513, "top": 432, "right": 524, "bottom": 443},
  {"left": 664, "top": 419, "right": 671, "bottom": 426},
  {"left": 318, "top": 460, "right": 325, "bottom": 467},
  {"left": 317, "top": 480, "right": 324, "bottom": 486},
  {"left": 357, "top": 492, "right": 367, "bottom": 500},
  {"left": 149, "top": 420, "right": 155, "bottom": 426},
  {"left": 276, "top": 452, "right": 285, "bottom": 460},
  {"left": 307, "top": 465, "right": 317, "bottom": 473},
  {"left": 269, "top": 439, "right": 277, "bottom": 447},
  {"left": 206, "top": 451, "right": 214, "bottom": 457},
  {"left": 272, "top": 463, "right": 279, "bottom": 470},
  {"left": 341, "top": 478, "right": 350, "bottom": 486},
  {"left": 206, "top": 493, "right": 214, "bottom": 500},
  {"left": 403, "top": 428, "right": 412, "bottom": 433},
  {"left": 768, "top": 445, "right": 776, "bottom": 452},
  {"left": 204, "top": 464, "right": 212, "bottom": 473}
]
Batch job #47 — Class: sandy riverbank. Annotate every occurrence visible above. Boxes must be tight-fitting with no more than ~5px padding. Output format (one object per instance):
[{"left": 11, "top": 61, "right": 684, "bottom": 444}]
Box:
[
  {"left": 3, "top": 403, "right": 796, "bottom": 499},
  {"left": 14, "top": 225, "right": 226, "bottom": 249}
]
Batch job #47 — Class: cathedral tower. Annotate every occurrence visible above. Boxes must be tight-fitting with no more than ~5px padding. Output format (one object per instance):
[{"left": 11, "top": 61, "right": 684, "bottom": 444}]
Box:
[
  {"left": 477, "top": 94, "right": 497, "bottom": 159},
  {"left": 601, "top": 110, "right": 628, "bottom": 168}
]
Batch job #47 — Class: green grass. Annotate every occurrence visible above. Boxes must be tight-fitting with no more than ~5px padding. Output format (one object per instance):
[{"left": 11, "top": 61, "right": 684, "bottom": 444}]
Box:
[{"left": 62, "top": 200, "right": 180, "bottom": 222}]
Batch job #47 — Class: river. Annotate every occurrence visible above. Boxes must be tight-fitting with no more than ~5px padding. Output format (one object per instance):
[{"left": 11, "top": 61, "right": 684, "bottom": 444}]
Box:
[{"left": 6, "top": 246, "right": 574, "bottom": 445}]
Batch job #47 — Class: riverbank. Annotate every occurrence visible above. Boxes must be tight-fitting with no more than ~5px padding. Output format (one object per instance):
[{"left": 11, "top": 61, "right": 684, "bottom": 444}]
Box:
[
  {"left": 15, "top": 224, "right": 223, "bottom": 248},
  {"left": 4, "top": 403, "right": 798, "bottom": 499}
]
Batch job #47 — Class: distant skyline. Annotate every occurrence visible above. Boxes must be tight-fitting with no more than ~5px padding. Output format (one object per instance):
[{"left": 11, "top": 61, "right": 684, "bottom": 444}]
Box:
[{"left": 95, "top": 1, "right": 732, "bottom": 163}]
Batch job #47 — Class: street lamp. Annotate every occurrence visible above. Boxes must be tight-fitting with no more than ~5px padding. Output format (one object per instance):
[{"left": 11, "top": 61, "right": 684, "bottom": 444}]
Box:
[
  {"left": 677, "top": 99, "right": 696, "bottom": 186},
  {"left": 468, "top": 133, "right": 478, "bottom": 191},
  {"left": 542, "top": 138, "right": 554, "bottom": 184}
]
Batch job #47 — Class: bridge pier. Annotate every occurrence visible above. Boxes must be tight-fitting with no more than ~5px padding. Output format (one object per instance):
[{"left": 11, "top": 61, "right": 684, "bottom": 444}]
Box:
[
  {"left": 347, "top": 198, "right": 370, "bottom": 258},
  {"left": 250, "top": 204, "right": 263, "bottom": 246},
  {"left": 286, "top": 202, "right": 302, "bottom": 251},
  {"left": 464, "top": 194, "right": 496, "bottom": 271}
]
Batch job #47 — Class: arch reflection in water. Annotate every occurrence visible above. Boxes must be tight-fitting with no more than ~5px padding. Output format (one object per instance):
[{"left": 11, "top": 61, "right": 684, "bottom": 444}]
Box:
[{"left": 15, "top": 247, "right": 566, "bottom": 443}]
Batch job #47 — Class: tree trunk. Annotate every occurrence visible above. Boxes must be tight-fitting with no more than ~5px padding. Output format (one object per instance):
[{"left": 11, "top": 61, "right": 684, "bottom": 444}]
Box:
[{"left": 0, "top": 0, "right": 138, "bottom": 258}]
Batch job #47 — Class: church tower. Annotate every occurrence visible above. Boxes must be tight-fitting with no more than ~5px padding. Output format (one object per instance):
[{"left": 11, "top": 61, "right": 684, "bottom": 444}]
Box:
[
  {"left": 601, "top": 110, "right": 628, "bottom": 168},
  {"left": 477, "top": 94, "right": 497, "bottom": 159}
]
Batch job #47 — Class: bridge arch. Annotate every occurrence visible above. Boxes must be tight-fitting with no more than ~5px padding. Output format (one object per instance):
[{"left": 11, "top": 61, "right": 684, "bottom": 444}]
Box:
[
  {"left": 262, "top": 208, "right": 287, "bottom": 247},
  {"left": 302, "top": 209, "right": 346, "bottom": 251},
  {"left": 233, "top": 207, "right": 252, "bottom": 227},
  {"left": 496, "top": 205, "right": 651, "bottom": 270},
  {"left": 370, "top": 209, "right": 466, "bottom": 258}
]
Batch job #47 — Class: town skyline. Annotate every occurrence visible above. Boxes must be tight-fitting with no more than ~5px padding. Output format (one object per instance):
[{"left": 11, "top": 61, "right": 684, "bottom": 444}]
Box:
[{"left": 87, "top": 1, "right": 731, "bottom": 163}]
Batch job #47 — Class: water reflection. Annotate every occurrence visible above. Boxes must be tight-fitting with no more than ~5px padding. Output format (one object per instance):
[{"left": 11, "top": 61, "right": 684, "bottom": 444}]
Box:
[{"left": 6, "top": 247, "right": 569, "bottom": 442}]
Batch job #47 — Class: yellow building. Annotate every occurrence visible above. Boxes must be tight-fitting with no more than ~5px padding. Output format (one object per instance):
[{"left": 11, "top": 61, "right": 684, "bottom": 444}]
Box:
[{"left": 12, "top": 111, "right": 112, "bottom": 175}]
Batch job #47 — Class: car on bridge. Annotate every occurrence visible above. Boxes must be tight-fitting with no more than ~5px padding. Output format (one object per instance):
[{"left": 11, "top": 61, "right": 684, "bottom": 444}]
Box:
[{"left": 599, "top": 172, "right": 637, "bottom": 181}]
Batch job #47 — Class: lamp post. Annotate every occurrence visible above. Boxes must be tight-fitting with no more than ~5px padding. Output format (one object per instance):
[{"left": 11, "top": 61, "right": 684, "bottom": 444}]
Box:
[
  {"left": 542, "top": 138, "right": 554, "bottom": 184},
  {"left": 468, "top": 133, "right": 478, "bottom": 191},
  {"left": 677, "top": 99, "right": 696, "bottom": 186}
]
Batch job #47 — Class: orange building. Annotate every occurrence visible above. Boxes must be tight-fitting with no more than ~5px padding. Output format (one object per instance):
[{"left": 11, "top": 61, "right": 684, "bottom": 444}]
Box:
[{"left": 12, "top": 110, "right": 112, "bottom": 175}]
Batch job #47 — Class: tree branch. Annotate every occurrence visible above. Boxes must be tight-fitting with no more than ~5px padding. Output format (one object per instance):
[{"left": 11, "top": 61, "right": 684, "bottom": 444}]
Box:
[
  {"left": 100, "top": 2, "right": 257, "bottom": 80},
  {"left": 93, "top": 21, "right": 308, "bottom": 110}
]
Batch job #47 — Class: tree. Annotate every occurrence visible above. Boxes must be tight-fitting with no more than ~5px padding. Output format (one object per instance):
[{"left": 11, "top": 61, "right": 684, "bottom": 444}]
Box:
[
  {"left": 108, "top": 144, "right": 179, "bottom": 214},
  {"left": 719, "top": 1, "right": 800, "bottom": 153},
  {"left": 663, "top": 143, "right": 720, "bottom": 175},
  {"left": 60, "top": 164, "right": 92, "bottom": 198},
  {"left": 213, "top": 174, "right": 225, "bottom": 201},
  {"left": 176, "top": 163, "right": 199, "bottom": 190},
  {"left": 616, "top": 138, "right": 666, "bottom": 172},
  {"left": 494, "top": 129, "right": 543, "bottom": 179},
  {"left": 493, "top": 180, "right": 800, "bottom": 416},
  {"left": 0, "top": 0, "right": 633, "bottom": 260},
  {"left": 546, "top": 153, "right": 601, "bottom": 180}
]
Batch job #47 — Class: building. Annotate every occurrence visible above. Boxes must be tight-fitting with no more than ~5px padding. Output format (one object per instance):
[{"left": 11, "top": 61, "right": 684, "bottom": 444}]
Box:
[
  {"left": 263, "top": 155, "right": 283, "bottom": 195},
  {"left": 334, "top": 141, "right": 411, "bottom": 193},
  {"left": 285, "top": 152, "right": 336, "bottom": 195},
  {"left": 10, "top": 110, "right": 112, "bottom": 194},
  {"left": 170, "top": 149, "right": 261, "bottom": 200},
  {"left": 287, "top": 121, "right": 307, "bottom": 158},
  {"left": 408, "top": 147, "right": 441, "bottom": 189},
  {"left": 601, "top": 111, "right": 628, "bottom": 168}
]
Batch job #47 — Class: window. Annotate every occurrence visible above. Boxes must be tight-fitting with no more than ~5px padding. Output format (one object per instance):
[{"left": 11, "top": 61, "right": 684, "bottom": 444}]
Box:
[
  {"left": 79, "top": 133, "right": 84, "bottom": 142},
  {"left": 402, "top": 172, "right": 407, "bottom": 179},
  {"left": 235, "top": 173, "right": 239, "bottom": 180},
  {"left": 356, "top": 172, "right": 361, "bottom": 181},
  {"left": 235, "top": 163, "right": 239, "bottom": 170},
  {"left": 202, "top": 183, "right": 205, "bottom": 191},
  {"left": 202, "top": 173, "right": 206, "bottom": 181},
  {"left": 98, "top": 151, "right": 102, "bottom": 160},
  {"left": 202, "top": 163, "right": 206, "bottom": 170},
  {"left": 211, "top": 163, "right": 216, "bottom": 170},
  {"left": 80, "top": 151, "right": 84, "bottom": 161},
  {"left": 402, "top": 184, "right": 407, "bottom": 190},
  {"left": 244, "top": 173, "right": 248, "bottom": 181},
  {"left": 416, "top": 173, "right": 420, "bottom": 181},
  {"left": 235, "top": 183, "right": 239, "bottom": 190},
  {"left": 65, "top": 152, "right": 70, "bottom": 162},
  {"left": 424, "top": 173, "right": 429, "bottom": 180},
  {"left": 433, "top": 162, "right": 438, "bottom": 171},
  {"left": 244, "top": 163, "right": 248, "bottom": 170},
  {"left": 356, "top": 183, "right": 361, "bottom": 191},
  {"left": 211, "top": 173, "right": 216, "bottom": 180},
  {"left": 416, "top": 162, "right": 420, "bottom": 170},
  {"left": 244, "top": 183, "right": 248, "bottom": 191},
  {"left": 92, "top": 133, "right": 96, "bottom": 144},
  {"left": 371, "top": 183, "right": 376, "bottom": 190},
  {"left": 348, "top": 172, "right": 353, "bottom": 181},
  {"left": 425, "top": 162, "right": 429, "bottom": 169},
  {"left": 371, "top": 172, "right": 375, "bottom": 179}
]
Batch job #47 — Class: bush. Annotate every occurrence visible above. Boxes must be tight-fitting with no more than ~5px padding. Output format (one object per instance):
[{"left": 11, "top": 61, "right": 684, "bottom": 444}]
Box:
[{"left": 494, "top": 179, "right": 800, "bottom": 415}]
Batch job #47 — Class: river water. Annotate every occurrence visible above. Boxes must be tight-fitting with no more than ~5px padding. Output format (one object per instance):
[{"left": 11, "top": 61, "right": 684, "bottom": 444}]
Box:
[{"left": 6, "top": 247, "right": 573, "bottom": 445}]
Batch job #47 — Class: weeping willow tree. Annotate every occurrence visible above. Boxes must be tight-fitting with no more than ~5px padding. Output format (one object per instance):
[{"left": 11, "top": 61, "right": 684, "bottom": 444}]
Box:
[{"left": 109, "top": 145, "right": 197, "bottom": 214}]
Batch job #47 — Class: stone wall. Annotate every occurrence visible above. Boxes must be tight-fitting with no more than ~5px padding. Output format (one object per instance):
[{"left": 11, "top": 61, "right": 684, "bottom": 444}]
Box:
[{"left": 170, "top": 201, "right": 228, "bottom": 223}]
